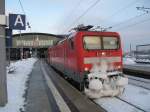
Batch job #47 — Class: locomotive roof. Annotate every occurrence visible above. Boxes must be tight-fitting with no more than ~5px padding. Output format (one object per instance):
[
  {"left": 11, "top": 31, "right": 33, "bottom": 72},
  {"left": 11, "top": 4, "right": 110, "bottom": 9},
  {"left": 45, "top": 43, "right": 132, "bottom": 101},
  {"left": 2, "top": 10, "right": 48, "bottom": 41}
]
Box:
[
  {"left": 55, "top": 31, "right": 120, "bottom": 46},
  {"left": 76, "top": 30, "right": 119, "bottom": 35}
]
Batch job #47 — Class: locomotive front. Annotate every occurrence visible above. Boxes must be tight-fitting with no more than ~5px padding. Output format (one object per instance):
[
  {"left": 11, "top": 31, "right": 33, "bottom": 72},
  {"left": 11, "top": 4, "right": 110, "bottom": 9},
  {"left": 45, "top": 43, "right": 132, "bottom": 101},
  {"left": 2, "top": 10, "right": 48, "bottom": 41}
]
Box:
[{"left": 77, "top": 31, "right": 128, "bottom": 98}]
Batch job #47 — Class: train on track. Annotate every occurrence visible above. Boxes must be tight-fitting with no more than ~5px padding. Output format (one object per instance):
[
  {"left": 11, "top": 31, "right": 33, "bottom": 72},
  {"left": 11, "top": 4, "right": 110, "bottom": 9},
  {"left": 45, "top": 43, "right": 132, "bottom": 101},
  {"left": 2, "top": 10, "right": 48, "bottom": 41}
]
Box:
[
  {"left": 47, "top": 25, "right": 128, "bottom": 98},
  {"left": 135, "top": 44, "right": 150, "bottom": 63}
]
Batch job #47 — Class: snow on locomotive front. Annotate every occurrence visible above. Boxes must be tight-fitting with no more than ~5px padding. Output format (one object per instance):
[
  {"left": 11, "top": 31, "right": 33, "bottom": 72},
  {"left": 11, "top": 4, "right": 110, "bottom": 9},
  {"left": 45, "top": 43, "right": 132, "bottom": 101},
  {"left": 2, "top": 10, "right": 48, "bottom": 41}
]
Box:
[{"left": 76, "top": 31, "right": 128, "bottom": 99}]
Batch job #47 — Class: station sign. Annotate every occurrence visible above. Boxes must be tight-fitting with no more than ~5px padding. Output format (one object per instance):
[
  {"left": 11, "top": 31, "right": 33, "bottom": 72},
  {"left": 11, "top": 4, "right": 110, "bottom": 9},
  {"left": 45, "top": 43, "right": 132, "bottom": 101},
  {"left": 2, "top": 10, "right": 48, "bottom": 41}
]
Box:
[{"left": 9, "top": 14, "right": 26, "bottom": 30}]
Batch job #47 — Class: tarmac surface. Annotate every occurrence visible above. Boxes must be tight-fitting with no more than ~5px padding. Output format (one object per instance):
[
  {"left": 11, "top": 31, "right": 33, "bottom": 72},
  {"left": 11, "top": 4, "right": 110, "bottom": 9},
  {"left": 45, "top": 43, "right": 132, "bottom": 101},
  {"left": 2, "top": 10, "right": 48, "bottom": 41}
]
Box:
[{"left": 25, "top": 60, "right": 105, "bottom": 112}]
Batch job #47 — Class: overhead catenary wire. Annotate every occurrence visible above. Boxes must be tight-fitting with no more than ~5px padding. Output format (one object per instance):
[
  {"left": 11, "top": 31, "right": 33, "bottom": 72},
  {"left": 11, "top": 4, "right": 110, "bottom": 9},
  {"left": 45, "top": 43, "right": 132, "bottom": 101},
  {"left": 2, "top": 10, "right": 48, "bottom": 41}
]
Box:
[
  {"left": 96, "top": 12, "right": 148, "bottom": 32},
  {"left": 108, "top": 5, "right": 150, "bottom": 30},
  {"left": 114, "top": 17, "right": 150, "bottom": 31},
  {"left": 18, "top": 0, "right": 26, "bottom": 14},
  {"left": 59, "top": 0, "right": 84, "bottom": 33},
  {"left": 18, "top": 0, "right": 31, "bottom": 29},
  {"left": 110, "top": 12, "right": 148, "bottom": 28},
  {"left": 64, "top": 0, "right": 84, "bottom": 22},
  {"left": 104, "top": 0, "right": 139, "bottom": 21},
  {"left": 100, "top": 0, "right": 139, "bottom": 25},
  {"left": 63, "top": 0, "right": 101, "bottom": 33}
]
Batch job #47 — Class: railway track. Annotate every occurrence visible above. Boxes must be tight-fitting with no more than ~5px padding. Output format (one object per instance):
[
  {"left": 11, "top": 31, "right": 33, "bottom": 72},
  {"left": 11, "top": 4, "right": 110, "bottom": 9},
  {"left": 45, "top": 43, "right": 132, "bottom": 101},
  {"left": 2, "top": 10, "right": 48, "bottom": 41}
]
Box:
[
  {"left": 52, "top": 67, "right": 150, "bottom": 112},
  {"left": 119, "top": 77, "right": 150, "bottom": 112},
  {"left": 128, "top": 76, "right": 150, "bottom": 83},
  {"left": 127, "top": 75, "right": 150, "bottom": 90},
  {"left": 47, "top": 61, "right": 150, "bottom": 112},
  {"left": 116, "top": 97, "right": 147, "bottom": 112},
  {"left": 94, "top": 75, "right": 150, "bottom": 112}
]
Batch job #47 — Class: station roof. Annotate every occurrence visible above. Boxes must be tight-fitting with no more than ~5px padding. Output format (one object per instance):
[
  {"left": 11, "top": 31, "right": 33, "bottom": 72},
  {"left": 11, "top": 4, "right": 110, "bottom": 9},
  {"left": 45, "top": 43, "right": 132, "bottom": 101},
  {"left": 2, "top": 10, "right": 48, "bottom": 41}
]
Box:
[{"left": 11, "top": 32, "right": 64, "bottom": 48}]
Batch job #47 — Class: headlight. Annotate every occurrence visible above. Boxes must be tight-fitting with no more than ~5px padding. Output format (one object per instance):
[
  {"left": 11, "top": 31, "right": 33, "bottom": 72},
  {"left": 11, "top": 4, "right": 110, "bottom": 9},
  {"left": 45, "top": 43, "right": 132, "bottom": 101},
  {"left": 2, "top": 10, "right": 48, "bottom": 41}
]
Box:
[
  {"left": 102, "top": 52, "right": 106, "bottom": 56},
  {"left": 84, "top": 67, "right": 89, "bottom": 71},
  {"left": 117, "top": 65, "right": 121, "bottom": 69}
]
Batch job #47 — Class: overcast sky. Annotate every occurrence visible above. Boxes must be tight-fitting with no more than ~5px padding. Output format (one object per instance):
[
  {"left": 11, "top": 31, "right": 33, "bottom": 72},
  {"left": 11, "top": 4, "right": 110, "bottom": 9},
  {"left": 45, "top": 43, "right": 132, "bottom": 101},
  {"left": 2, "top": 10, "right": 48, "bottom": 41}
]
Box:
[{"left": 6, "top": 0, "right": 150, "bottom": 52}]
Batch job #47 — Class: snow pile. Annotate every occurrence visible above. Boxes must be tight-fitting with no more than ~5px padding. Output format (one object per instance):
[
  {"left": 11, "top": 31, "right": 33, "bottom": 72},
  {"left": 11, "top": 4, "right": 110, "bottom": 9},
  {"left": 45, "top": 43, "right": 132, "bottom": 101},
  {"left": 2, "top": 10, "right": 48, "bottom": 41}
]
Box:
[
  {"left": 123, "top": 57, "right": 136, "bottom": 65},
  {"left": 0, "top": 58, "right": 37, "bottom": 112},
  {"left": 6, "top": 63, "right": 16, "bottom": 73},
  {"left": 85, "top": 60, "right": 128, "bottom": 99}
]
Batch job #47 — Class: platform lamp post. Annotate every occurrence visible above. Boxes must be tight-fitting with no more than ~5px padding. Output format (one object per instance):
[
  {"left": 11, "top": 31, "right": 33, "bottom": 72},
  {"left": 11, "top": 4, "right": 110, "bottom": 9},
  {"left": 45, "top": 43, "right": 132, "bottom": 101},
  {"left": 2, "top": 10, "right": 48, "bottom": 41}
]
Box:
[
  {"left": 26, "top": 22, "right": 32, "bottom": 58},
  {"left": 19, "top": 22, "right": 31, "bottom": 60},
  {"left": 6, "top": 29, "right": 12, "bottom": 65},
  {"left": 0, "top": 0, "right": 8, "bottom": 106},
  {"left": 20, "top": 30, "right": 23, "bottom": 60}
]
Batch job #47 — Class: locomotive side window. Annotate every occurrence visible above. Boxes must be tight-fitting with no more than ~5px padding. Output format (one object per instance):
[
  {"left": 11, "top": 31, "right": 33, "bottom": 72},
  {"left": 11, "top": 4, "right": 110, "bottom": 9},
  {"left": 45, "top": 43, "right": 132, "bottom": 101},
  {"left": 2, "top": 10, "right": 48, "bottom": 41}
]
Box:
[
  {"left": 103, "top": 37, "right": 119, "bottom": 49},
  {"left": 68, "top": 39, "right": 74, "bottom": 50},
  {"left": 83, "top": 36, "right": 102, "bottom": 49}
]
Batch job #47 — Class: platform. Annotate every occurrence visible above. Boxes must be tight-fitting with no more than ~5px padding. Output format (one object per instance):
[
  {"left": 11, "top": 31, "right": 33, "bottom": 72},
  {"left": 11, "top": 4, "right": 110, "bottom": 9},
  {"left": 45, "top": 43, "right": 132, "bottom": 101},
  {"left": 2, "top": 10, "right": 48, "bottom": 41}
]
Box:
[
  {"left": 25, "top": 60, "right": 105, "bottom": 112},
  {"left": 123, "top": 64, "right": 150, "bottom": 79}
]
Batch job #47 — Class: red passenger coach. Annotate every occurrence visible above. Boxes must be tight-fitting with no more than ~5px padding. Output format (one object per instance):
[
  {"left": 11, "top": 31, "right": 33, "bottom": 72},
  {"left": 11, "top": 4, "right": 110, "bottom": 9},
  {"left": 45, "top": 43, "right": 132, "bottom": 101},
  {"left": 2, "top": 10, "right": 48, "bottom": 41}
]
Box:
[{"left": 48, "top": 25, "right": 128, "bottom": 98}]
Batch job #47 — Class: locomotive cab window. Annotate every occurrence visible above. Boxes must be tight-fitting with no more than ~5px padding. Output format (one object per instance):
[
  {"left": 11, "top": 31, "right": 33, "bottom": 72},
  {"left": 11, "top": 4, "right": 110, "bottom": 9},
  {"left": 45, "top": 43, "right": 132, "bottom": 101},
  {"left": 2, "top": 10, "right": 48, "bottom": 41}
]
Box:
[
  {"left": 68, "top": 39, "right": 74, "bottom": 50},
  {"left": 103, "top": 37, "right": 119, "bottom": 50},
  {"left": 83, "top": 36, "right": 119, "bottom": 50},
  {"left": 83, "top": 36, "right": 102, "bottom": 49}
]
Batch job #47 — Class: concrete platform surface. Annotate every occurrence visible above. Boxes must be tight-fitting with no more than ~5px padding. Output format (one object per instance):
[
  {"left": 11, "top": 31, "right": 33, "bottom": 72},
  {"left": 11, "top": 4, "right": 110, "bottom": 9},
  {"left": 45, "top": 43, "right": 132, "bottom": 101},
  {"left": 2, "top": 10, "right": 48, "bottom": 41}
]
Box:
[
  {"left": 42, "top": 61, "right": 105, "bottom": 112},
  {"left": 25, "top": 61, "right": 58, "bottom": 112},
  {"left": 123, "top": 64, "right": 150, "bottom": 79},
  {"left": 124, "top": 64, "right": 150, "bottom": 72},
  {"left": 25, "top": 60, "right": 105, "bottom": 112}
]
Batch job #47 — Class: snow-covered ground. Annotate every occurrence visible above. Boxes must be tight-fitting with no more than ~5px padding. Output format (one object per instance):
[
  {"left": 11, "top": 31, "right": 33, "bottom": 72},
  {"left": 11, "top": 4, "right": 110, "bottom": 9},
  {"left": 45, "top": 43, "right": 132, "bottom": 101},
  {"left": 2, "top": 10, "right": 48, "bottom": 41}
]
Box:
[
  {"left": 0, "top": 58, "right": 37, "bottom": 112},
  {"left": 95, "top": 79, "right": 150, "bottom": 112},
  {"left": 1, "top": 56, "right": 149, "bottom": 112}
]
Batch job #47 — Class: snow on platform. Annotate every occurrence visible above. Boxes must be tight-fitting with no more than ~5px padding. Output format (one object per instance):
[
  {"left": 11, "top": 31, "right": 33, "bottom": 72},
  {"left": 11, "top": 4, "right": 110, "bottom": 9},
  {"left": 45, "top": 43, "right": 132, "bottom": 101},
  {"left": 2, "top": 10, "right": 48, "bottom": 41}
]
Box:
[
  {"left": 0, "top": 58, "right": 37, "bottom": 112},
  {"left": 95, "top": 84, "right": 150, "bottom": 112}
]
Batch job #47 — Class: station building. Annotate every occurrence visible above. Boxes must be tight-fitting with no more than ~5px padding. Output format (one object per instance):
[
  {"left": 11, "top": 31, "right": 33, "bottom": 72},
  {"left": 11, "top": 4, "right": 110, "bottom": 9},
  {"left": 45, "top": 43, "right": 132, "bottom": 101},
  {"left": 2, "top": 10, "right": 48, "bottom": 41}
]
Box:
[{"left": 6, "top": 33, "right": 62, "bottom": 60}]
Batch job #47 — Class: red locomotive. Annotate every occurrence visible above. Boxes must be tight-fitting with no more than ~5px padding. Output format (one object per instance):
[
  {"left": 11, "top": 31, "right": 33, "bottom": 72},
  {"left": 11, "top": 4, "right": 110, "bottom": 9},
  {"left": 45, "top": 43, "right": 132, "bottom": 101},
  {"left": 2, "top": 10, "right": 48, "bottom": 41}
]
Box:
[{"left": 48, "top": 25, "right": 128, "bottom": 98}]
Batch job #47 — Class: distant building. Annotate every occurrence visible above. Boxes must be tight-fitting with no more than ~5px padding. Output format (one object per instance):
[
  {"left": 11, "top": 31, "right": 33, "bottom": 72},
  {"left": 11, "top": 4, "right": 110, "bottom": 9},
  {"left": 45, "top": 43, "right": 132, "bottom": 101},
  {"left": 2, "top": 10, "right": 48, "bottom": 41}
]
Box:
[{"left": 6, "top": 33, "right": 63, "bottom": 60}]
